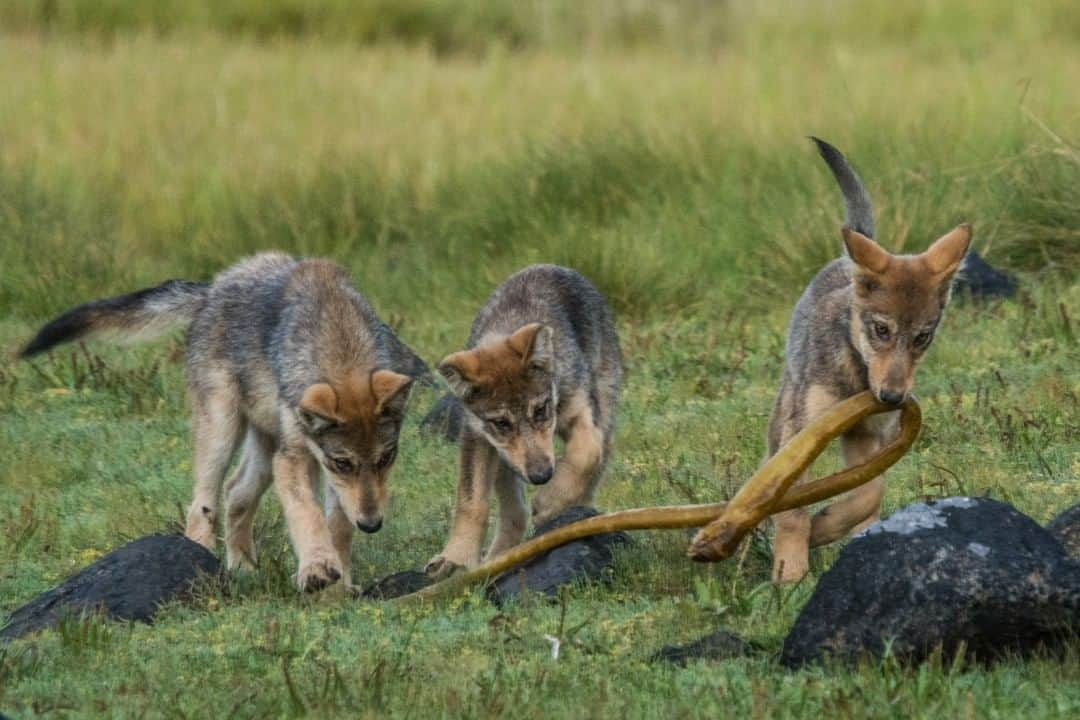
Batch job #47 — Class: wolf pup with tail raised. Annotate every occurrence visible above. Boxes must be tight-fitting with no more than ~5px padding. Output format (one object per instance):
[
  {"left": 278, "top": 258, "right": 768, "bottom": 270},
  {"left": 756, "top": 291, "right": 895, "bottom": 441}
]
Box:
[
  {"left": 425, "top": 265, "right": 622, "bottom": 578},
  {"left": 21, "top": 253, "right": 426, "bottom": 592},
  {"left": 767, "top": 139, "right": 971, "bottom": 583}
]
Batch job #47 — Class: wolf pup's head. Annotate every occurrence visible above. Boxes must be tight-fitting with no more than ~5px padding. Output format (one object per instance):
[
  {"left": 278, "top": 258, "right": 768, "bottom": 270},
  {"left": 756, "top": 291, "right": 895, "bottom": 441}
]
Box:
[
  {"left": 437, "top": 323, "right": 557, "bottom": 485},
  {"left": 843, "top": 224, "right": 972, "bottom": 405},
  {"left": 296, "top": 369, "right": 413, "bottom": 533}
]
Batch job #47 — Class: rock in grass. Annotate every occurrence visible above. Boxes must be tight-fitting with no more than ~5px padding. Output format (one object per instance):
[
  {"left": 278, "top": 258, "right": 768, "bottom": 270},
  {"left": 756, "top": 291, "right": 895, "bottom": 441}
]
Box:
[
  {"left": 360, "top": 570, "right": 434, "bottom": 600},
  {"left": 1047, "top": 504, "right": 1080, "bottom": 562},
  {"left": 781, "top": 498, "right": 1080, "bottom": 668},
  {"left": 489, "top": 506, "right": 630, "bottom": 605},
  {"left": 1, "top": 534, "right": 220, "bottom": 642},
  {"left": 651, "top": 629, "right": 758, "bottom": 666},
  {"left": 954, "top": 251, "right": 1017, "bottom": 300}
]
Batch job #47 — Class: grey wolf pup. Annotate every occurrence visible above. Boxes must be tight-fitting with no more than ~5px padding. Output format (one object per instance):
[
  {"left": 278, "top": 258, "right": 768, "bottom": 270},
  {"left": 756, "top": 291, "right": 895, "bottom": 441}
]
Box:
[
  {"left": 767, "top": 139, "right": 971, "bottom": 584},
  {"left": 424, "top": 265, "right": 622, "bottom": 578},
  {"left": 20, "top": 253, "right": 426, "bottom": 592}
]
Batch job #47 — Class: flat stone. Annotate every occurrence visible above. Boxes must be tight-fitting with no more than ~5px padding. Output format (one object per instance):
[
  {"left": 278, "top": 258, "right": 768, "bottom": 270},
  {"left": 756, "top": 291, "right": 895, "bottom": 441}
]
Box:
[
  {"left": 781, "top": 497, "right": 1080, "bottom": 667},
  {"left": 1, "top": 534, "right": 220, "bottom": 642},
  {"left": 954, "top": 251, "right": 1017, "bottom": 300},
  {"left": 360, "top": 570, "right": 434, "bottom": 600},
  {"left": 1047, "top": 503, "right": 1080, "bottom": 562},
  {"left": 489, "top": 506, "right": 631, "bottom": 604}
]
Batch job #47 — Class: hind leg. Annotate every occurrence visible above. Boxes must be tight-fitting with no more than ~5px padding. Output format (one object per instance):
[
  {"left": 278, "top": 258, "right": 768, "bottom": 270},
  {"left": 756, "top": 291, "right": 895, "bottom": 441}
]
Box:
[
  {"left": 532, "top": 393, "right": 606, "bottom": 526},
  {"left": 224, "top": 428, "right": 275, "bottom": 570},
  {"left": 485, "top": 462, "right": 527, "bottom": 561},
  {"left": 185, "top": 379, "right": 244, "bottom": 550}
]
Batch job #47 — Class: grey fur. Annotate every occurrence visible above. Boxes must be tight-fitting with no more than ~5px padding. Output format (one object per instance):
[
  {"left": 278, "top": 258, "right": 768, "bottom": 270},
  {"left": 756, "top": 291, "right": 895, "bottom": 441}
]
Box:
[
  {"left": 22, "top": 252, "right": 427, "bottom": 591},
  {"left": 426, "top": 264, "right": 622, "bottom": 576},
  {"left": 464, "top": 264, "right": 622, "bottom": 443}
]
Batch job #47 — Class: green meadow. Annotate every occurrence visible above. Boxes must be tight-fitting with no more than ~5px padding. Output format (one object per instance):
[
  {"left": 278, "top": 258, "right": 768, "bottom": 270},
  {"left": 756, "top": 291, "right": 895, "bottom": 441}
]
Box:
[{"left": 1, "top": 1, "right": 1078, "bottom": 717}]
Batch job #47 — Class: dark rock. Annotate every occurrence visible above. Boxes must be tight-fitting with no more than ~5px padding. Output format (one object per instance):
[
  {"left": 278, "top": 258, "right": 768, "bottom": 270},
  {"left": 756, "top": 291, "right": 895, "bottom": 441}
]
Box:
[
  {"left": 1047, "top": 504, "right": 1080, "bottom": 562},
  {"left": 954, "top": 251, "right": 1017, "bottom": 300},
  {"left": 419, "top": 393, "right": 463, "bottom": 442},
  {"left": 781, "top": 497, "right": 1080, "bottom": 668},
  {"left": 651, "top": 629, "right": 758, "bottom": 666},
  {"left": 1, "top": 534, "right": 220, "bottom": 642},
  {"left": 360, "top": 570, "right": 434, "bottom": 600},
  {"left": 489, "top": 506, "right": 631, "bottom": 604}
]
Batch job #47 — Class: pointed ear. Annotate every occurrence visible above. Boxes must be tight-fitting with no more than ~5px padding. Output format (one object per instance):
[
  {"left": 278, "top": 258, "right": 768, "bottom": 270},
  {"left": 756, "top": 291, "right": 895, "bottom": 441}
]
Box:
[
  {"left": 298, "top": 383, "right": 339, "bottom": 433},
  {"left": 371, "top": 369, "right": 413, "bottom": 417},
  {"left": 922, "top": 223, "right": 972, "bottom": 277},
  {"left": 507, "top": 323, "right": 553, "bottom": 373},
  {"left": 842, "top": 227, "right": 891, "bottom": 274},
  {"left": 437, "top": 351, "right": 477, "bottom": 399}
]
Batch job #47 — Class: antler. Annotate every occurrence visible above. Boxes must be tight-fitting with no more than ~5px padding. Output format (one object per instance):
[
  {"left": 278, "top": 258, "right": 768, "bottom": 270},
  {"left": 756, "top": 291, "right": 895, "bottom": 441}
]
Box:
[{"left": 395, "top": 391, "right": 921, "bottom": 605}]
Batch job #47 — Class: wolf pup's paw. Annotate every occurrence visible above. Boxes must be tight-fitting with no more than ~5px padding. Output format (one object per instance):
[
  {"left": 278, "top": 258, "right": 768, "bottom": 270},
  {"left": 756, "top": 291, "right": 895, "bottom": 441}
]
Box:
[
  {"left": 296, "top": 551, "right": 344, "bottom": 592},
  {"left": 424, "top": 554, "right": 467, "bottom": 581}
]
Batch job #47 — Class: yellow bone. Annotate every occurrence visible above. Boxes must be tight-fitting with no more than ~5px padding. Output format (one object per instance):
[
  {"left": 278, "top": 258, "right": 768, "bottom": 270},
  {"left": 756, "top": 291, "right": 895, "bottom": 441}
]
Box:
[{"left": 395, "top": 391, "right": 921, "bottom": 605}]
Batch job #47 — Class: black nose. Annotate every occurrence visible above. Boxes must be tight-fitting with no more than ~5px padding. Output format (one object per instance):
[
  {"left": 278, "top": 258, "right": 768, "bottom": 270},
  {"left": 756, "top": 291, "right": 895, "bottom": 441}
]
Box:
[
  {"left": 878, "top": 389, "right": 904, "bottom": 405},
  {"left": 527, "top": 466, "right": 554, "bottom": 485},
  {"left": 356, "top": 518, "right": 383, "bottom": 534}
]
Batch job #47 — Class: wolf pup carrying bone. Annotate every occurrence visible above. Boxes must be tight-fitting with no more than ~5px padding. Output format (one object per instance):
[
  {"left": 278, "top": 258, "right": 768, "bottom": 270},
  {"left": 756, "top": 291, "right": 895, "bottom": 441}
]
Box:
[
  {"left": 425, "top": 265, "right": 622, "bottom": 578},
  {"left": 767, "top": 139, "right": 971, "bottom": 584},
  {"left": 21, "top": 253, "right": 425, "bottom": 592}
]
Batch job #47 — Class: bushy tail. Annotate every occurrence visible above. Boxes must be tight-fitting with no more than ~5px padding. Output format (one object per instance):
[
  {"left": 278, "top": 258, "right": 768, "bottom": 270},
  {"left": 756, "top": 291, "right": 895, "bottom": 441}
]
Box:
[
  {"left": 810, "top": 137, "right": 875, "bottom": 239},
  {"left": 19, "top": 279, "right": 209, "bottom": 358}
]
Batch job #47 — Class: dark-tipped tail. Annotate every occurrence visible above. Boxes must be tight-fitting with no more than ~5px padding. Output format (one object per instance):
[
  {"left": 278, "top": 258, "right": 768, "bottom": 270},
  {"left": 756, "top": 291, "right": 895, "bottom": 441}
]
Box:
[
  {"left": 810, "top": 137, "right": 875, "bottom": 239},
  {"left": 19, "top": 279, "right": 209, "bottom": 358}
]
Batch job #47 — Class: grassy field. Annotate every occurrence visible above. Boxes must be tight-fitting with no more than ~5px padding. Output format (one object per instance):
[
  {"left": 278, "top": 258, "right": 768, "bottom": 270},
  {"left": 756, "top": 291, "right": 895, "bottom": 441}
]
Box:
[{"left": 1, "top": 1, "right": 1079, "bottom": 717}]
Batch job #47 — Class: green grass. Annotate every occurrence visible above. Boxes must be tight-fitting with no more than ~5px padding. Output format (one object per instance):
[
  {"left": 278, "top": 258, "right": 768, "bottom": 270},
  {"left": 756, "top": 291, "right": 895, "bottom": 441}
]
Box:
[{"left": 1, "top": 1, "right": 1079, "bottom": 717}]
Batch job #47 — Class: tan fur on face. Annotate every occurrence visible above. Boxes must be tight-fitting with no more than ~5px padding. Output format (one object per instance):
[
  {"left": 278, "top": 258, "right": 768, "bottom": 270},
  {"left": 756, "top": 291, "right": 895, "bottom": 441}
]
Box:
[
  {"left": 438, "top": 325, "right": 557, "bottom": 480},
  {"left": 845, "top": 224, "right": 972, "bottom": 401},
  {"left": 297, "top": 368, "right": 410, "bottom": 527}
]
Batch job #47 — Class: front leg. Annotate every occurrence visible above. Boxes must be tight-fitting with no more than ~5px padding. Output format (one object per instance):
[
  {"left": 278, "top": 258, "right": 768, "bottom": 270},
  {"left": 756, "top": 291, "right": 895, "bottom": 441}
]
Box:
[
  {"left": 485, "top": 462, "right": 527, "bottom": 561},
  {"left": 426, "top": 430, "right": 499, "bottom": 578},
  {"left": 809, "top": 426, "right": 889, "bottom": 546},
  {"left": 532, "top": 397, "right": 605, "bottom": 526},
  {"left": 769, "top": 384, "right": 837, "bottom": 584},
  {"left": 325, "top": 489, "right": 355, "bottom": 589},
  {"left": 273, "top": 448, "right": 342, "bottom": 592}
]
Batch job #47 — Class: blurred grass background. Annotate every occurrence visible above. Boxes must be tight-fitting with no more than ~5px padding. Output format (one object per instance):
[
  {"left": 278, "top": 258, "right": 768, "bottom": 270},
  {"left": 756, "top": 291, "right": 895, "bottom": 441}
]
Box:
[{"left": 0, "top": 1, "right": 1078, "bottom": 717}]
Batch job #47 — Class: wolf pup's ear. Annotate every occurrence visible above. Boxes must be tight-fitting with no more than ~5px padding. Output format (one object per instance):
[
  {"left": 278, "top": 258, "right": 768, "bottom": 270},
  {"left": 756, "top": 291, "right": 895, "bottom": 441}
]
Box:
[
  {"left": 922, "top": 223, "right": 972, "bottom": 278},
  {"left": 371, "top": 369, "right": 413, "bottom": 417},
  {"left": 437, "top": 352, "right": 476, "bottom": 399},
  {"left": 842, "top": 227, "right": 891, "bottom": 274},
  {"left": 507, "top": 323, "right": 554, "bottom": 374},
  {"left": 298, "top": 383, "right": 339, "bottom": 433}
]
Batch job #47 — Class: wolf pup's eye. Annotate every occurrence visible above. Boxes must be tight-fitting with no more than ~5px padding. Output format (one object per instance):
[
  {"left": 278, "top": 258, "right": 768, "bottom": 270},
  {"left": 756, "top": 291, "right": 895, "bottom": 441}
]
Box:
[
  {"left": 375, "top": 446, "right": 397, "bottom": 470},
  {"left": 533, "top": 399, "right": 551, "bottom": 424},
  {"left": 872, "top": 322, "right": 891, "bottom": 341},
  {"left": 913, "top": 331, "right": 933, "bottom": 349},
  {"left": 331, "top": 457, "right": 354, "bottom": 475},
  {"left": 487, "top": 418, "right": 513, "bottom": 434}
]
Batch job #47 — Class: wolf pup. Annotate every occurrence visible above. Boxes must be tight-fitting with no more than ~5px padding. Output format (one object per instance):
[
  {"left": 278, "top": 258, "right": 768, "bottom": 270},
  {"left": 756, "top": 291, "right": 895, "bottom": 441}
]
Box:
[
  {"left": 425, "top": 265, "right": 622, "bottom": 578},
  {"left": 767, "top": 139, "right": 971, "bottom": 584},
  {"left": 20, "top": 253, "right": 425, "bottom": 592}
]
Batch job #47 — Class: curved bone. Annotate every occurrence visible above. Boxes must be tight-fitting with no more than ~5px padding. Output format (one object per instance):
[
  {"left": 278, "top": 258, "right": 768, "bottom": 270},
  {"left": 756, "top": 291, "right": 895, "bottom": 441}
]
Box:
[{"left": 394, "top": 392, "right": 921, "bottom": 605}]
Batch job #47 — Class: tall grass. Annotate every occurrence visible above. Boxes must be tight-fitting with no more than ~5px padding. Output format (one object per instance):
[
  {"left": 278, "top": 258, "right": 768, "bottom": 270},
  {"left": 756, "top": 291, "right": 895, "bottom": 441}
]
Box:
[{"left": 0, "top": 10, "right": 1077, "bottom": 343}]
